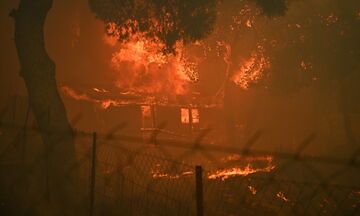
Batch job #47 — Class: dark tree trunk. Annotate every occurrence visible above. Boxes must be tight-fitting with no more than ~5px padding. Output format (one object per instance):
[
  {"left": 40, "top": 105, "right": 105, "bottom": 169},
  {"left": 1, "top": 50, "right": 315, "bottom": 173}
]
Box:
[{"left": 11, "top": 0, "right": 83, "bottom": 214}]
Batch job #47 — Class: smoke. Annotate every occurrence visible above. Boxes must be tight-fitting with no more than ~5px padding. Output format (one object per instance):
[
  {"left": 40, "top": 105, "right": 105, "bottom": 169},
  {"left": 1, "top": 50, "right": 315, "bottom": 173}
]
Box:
[
  {"left": 252, "top": 0, "right": 288, "bottom": 17},
  {"left": 1, "top": 0, "right": 358, "bottom": 153}
]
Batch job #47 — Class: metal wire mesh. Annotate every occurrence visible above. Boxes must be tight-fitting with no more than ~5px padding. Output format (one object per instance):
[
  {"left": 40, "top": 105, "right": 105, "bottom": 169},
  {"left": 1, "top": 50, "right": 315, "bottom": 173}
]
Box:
[{"left": 0, "top": 97, "right": 359, "bottom": 215}]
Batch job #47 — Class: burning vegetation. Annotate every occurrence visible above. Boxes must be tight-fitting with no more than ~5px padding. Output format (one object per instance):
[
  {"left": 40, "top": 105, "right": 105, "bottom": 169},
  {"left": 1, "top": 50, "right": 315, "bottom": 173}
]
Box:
[{"left": 1, "top": 0, "right": 360, "bottom": 215}]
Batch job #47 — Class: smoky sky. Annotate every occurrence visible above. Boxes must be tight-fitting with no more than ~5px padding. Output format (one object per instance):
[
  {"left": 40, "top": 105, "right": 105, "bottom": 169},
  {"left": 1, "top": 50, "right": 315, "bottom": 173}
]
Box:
[
  {"left": 253, "top": 0, "right": 288, "bottom": 17},
  {"left": 0, "top": 0, "right": 359, "bottom": 152}
]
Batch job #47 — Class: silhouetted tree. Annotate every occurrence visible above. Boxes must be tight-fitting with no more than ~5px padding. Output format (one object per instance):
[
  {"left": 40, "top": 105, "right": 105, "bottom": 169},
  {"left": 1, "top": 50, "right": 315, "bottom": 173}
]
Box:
[
  {"left": 10, "top": 0, "right": 83, "bottom": 215},
  {"left": 264, "top": 0, "right": 360, "bottom": 146},
  {"left": 89, "top": 0, "right": 218, "bottom": 53}
]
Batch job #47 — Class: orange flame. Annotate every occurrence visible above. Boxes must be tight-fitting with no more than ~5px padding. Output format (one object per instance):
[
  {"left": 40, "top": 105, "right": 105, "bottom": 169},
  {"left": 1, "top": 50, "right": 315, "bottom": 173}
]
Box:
[
  {"left": 61, "top": 86, "right": 141, "bottom": 109},
  {"left": 151, "top": 170, "right": 194, "bottom": 179},
  {"left": 220, "top": 154, "right": 273, "bottom": 163},
  {"left": 106, "top": 21, "right": 199, "bottom": 98},
  {"left": 276, "top": 191, "right": 290, "bottom": 202},
  {"left": 248, "top": 185, "right": 257, "bottom": 195},
  {"left": 231, "top": 46, "right": 269, "bottom": 89},
  {"left": 208, "top": 164, "right": 275, "bottom": 181}
]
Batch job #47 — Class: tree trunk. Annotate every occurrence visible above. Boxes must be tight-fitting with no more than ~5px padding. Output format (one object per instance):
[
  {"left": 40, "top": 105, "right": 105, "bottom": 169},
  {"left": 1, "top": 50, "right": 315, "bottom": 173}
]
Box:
[{"left": 11, "top": 0, "right": 83, "bottom": 215}]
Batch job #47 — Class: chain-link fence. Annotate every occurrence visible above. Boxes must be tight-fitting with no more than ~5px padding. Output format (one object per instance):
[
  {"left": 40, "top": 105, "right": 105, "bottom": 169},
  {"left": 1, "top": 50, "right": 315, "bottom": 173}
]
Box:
[{"left": 0, "top": 96, "right": 359, "bottom": 215}]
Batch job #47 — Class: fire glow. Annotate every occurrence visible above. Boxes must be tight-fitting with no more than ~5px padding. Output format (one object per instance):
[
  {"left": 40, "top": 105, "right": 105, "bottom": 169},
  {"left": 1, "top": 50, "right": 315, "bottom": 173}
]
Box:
[
  {"left": 231, "top": 46, "right": 269, "bottom": 89},
  {"left": 107, "top": 21, "right": 199, "bottom": 97},
  {"left": 207, "top": 163, "right": 275, "bottom": 181},
  {"left": 151, "top": 171, "right": 194, "bottom": 179},
  {"left": 207, "top": 154, "right": 275, "bottom": 180},
  {"left": 62, "top": 19, "right": 272, "bottom": 109},
  {"left": 276, "top": 191, "right": 290, "bottom": 202},
  {"left": 151, "top": 164, "right": 275, "bottom": 181},
  {"left": 151, "top": 154, "right": 275, "bottom": 181}
]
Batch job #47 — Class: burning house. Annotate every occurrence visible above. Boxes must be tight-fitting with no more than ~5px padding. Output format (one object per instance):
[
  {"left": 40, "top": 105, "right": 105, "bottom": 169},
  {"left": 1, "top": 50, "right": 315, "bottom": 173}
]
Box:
[
  {"left": 61, "top": 83, "right": 225, "bottom": 144},
  {"left": 59, "top": 35, "right": 234, "bottom": 143},
  {"left": 59, "top": 25, "right": 271, "bottom": 145}
]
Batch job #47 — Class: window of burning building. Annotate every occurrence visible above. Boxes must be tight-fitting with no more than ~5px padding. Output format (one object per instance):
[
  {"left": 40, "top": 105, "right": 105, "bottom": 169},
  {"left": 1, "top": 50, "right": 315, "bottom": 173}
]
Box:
[
  {"left": 181, "top": 108, "right": 190, "bottom": 124},
  {"left": 181, "top": 108, "right": 199, "bottom": 124},
  {"left": 191, "top": 109, "right": 200, "bottom": 124},
  {"left": 141, "top": 105, "right": 155, "bottom": 128}
]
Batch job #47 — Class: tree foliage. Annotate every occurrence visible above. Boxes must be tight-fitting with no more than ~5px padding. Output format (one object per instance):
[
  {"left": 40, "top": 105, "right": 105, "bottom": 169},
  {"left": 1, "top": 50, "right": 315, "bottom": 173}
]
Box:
[
  {"left": 89, "top": 0, "right": 290, "bottom": 53},
  {"left": 89, "top": 0, "right": 218, "bottom": 53}
]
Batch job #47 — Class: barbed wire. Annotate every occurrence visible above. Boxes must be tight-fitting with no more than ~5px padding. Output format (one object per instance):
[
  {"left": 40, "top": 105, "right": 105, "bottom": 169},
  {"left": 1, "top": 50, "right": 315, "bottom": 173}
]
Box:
[{"left": 1, "top": 121, "right": 359, "bottom": 166}]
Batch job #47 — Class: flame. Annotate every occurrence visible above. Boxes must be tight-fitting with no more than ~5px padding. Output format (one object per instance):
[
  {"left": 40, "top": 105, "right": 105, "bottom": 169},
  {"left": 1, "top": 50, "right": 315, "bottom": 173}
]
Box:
[
  {"left": 61, "top": 86, "right": 92, "bottom": 101},
  {"left": 220, "top": 154, "right": 273, "bottom": 163},
  {"left": 107, "top": 20, "right": 199, "bottom": 98},
  {"left": 246, "top": 19, "right": 253, "bottom": 28},
  {"left": 207, "top": 154, "right": 274, "bottom": 180},
  {"left": 248, "top": 185, "right": 257, "bottom": 195},
  {"left": 111, "top": 40, "right": 197, "bottom": 96},
  {"left": 141, "top": 105, "right": 152, "bottom": 118},
  {"left": 62, "top": 85, "right": 219, "bottom": 109},
  {"left": 326, "top": 14, "right": 339, "bottom": 25},
  {"left": 276, "top": 191, "right": 289, "bottom": 202},
  {"left": 231, "top": 46, "right": 269, "bottom": 89},
  {"left": 150, "top": 154, "right": 274, "bottom": 180},
  {"left": 61, "top": 86, "right": 140, "bottom": 108},
  {"left": 93, "top": 88, "right": 109, "bottom": 93},
  {"left": 150, "top": 163, "right": 275, "bottom": 181},
  {"left": 208, "top": 164, "right": 275, "bottom": 181},
  {"left": 151, "top": 170, "right": 194, "bottom": 179}
]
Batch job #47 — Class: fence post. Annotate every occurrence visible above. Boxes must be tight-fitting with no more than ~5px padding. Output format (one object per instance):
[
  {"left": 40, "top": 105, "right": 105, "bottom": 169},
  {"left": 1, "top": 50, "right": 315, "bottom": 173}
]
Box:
[
  {"left": 90, "top": 132, "right": 97, "bottom": 216},
  {"left": 195, "top": 165, "right": 204, "bottom": 216},
  {"left": 45, "top": 106, "right": 51, "bottom": 202},
  {"left": 12, "top": 94, "right": 17, "bottom": 124},
  {"left": 21, "top": 103, "right": 30, "bottom": 166}
]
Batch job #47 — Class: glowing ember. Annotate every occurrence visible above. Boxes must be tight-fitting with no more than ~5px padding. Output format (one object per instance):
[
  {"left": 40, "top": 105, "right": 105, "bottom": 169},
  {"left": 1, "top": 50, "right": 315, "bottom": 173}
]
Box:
[
  {"left": 231, "top": 46, "right": 269, "bottom": 89},
  {"left": 353, "top": 191, "right": 360, "bottom": 195},
  {"left": 208, "top": 164, "right": 275, "bottom": 181},
  {"left": 220, "top": 154, "right": 273, "bottom": 163},
  {"left": 151, "top": 170, "right": 194, "bottom": 179},
  {"left": 93, "top": 88, "right": 108, "bottom": 93},
  {"left": 326, "top": 14, "right": 339, "bottom": 25},
  {"left": 246, "top": 19, "right": 253, "bottom": 28},
  {"left": 248, "top": 185, "right": 257, "bottom": 195},
  {"left": 276, "top": 191, "right": 290, "bottom": 202}
]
